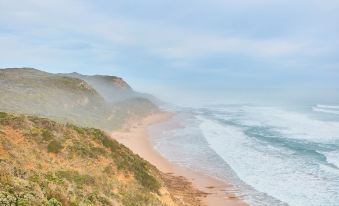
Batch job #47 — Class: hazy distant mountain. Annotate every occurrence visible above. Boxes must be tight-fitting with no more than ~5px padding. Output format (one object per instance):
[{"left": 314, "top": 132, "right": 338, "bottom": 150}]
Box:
[
  {"left": 0, "top": 68, "right": 157, "bottom": 131},
  {"left": 63, "top": 72, "right": 134, "bottom": 103},
  {"left": 63, "top": 72, "right": 166, "bottom": 106}
]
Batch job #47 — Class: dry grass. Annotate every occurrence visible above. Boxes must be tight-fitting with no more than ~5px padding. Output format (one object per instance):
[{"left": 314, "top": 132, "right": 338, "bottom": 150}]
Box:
[{"left": 0, "top": 112, "right": 202, "bottom": 206}]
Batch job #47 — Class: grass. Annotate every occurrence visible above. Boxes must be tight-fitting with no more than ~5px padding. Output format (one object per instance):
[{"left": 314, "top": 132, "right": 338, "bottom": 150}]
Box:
[
  {"left": 121, "top": 189, "right": 162, "bottom": 206},
  {"left": 0, "top": 112, "right": 8, "bottom": 119},
  {"left": 91, "top": 128, "right": 161, "bottom": 192},
  {"left": 0, "top": 112, "right": 167, "bottom": 206},
  {"left": 55, "top": 170, "right": 95, "bottom": 187},
  {"left": 0, "top": 68, "right": 158, "bottom": 133},
  {"left": 42, "top": 130, "right": 54, "bottom": 141}
]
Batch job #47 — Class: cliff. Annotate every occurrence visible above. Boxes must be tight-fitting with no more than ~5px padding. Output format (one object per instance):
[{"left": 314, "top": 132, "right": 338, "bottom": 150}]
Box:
[
  {"left": 63, "top": 73, "right": 134, "bottom": 103},
  {"left": 0, "top": 68, "right": 157, "bottom": 131}
]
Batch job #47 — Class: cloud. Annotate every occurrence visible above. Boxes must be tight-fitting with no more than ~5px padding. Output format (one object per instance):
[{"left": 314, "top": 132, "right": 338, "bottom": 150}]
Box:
[
  {"left": 0, "top": 0, "right": 337, "bottom": 61},
  {"left": 0, "top": 0, "right": 338, "bottom": 96},
  {"left": 156, "top": 35, "right": 306, "bottom": 59}
]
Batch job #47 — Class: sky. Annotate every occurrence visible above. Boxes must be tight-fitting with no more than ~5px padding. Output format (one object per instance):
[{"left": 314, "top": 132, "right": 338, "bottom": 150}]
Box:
[{"left": 1, "top": 0, "right": 339, "bottom": 104}]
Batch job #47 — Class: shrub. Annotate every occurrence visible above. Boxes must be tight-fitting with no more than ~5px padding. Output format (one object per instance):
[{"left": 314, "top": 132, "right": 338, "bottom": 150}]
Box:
[
  {"left": 45, "top": 173, "right": 64, "bottom": 184},
  {"left": 42, "top": 130, "right": 54, "bottom": 141},
  {"left": 69, "top": 140, "right": 106, "bottom": 158},
  {"left": 135, "top": 169, "right": 160, "bottom": 193},
  {"left": 0, "top": 112, "right": 8, "bottom": 119},
  {"left": 69, "top": 125, "right": 86, "bottom": 135},
  {"left": 0, "top": 191, "right": 34, "bottom": 206},
  {"left": 69, "top": 141, "right": 93, "bottom": 157},
  {"left": 121, "top": 191, "right": 161, "bottom": 206},
  {"left": 28, "top": 173, "right": 40, "bottom": 183},
  {"left": 16, "top": 197, "right": 30, "bottom": 206},
  {"left": 86, "top": 193, "right": 112, "bottom": 205},
  {"left": 47, "top": 198, "right": 62, "bottom": 206},
  {"left": 55, "top": 170, "right": 95, "bottom": 187},
  {"left": 92, "top": 130, "right": 161, "bottom": 192},
  {"left": 0, "top": 167, "right": 12, "bottom": 185},
  {"left": 47, "top": 141, "right": 63, "bottom": 153},
  {"left": 103, "top": 165, "right": 114, "bottom": 174},
  {"left": 0, "top": 192, "right": 17, "bottom": 206}
]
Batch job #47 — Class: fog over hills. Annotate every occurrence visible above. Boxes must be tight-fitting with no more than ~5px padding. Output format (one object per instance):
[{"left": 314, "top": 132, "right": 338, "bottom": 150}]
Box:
[
  {"left": 63, "top": 72, "right": 134, "bottom": 103},
  {"left": 0, "top": 68, "right": 158, "bottom": 131}
]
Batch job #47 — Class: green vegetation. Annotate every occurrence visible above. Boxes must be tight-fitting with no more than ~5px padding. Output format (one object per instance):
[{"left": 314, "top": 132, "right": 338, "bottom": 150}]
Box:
[
  {"left": 0, "top": 68, "right": 158, "bottom": 132},
  {"left": 121, "top": 190, "right": 162, "bottom": 206},
  {"left": 0, "top": 112, "right": 7, "bottom": 119},
  {"left": 91, "top": 129, "right": 161, "bottom": 192},
  {"left": 47, "top": 198, "right": 62, "bottom": 206},
  {"left": 0, "top": 68, "right": 198, "bottom": 206},
  {"left": 55, "top": 170, "right": 95, "bottom": 187},
  {"left": 0, "top": 112, "right": 169, "bottom": 206},
  {"left": 0, "top": 191, "right": 35, "bottom": 206},
  {"left": 42, "top": 130, "right": 54, "bottom": 141},
  {"left": 47, "top": 140, "right": 63, "bottom": 153}
]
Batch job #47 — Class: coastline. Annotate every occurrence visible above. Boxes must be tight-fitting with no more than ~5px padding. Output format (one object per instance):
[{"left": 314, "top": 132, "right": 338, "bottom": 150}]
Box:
[{"left": 111, "top": 112, "right": 247, "bottom": 206}]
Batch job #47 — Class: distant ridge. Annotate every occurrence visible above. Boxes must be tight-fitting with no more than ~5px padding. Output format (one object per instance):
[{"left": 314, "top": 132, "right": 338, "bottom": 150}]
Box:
[
  {"left": 0, "top": 67, "right": 158, "bottom": 131},
  {"left": 63, "top": 72, "right": 134, "bottom": 103}
]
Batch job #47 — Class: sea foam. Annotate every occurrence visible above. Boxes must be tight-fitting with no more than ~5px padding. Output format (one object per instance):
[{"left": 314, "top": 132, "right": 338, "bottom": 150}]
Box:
[
  {"left": 198, "top": 105, "right": 339, "bottom": 206},
  {"left": 313, "top": 105, "right": 339, "bottom": 115},
  {"left": 316, "top": 104, "right": 339, "bottom": 109}
]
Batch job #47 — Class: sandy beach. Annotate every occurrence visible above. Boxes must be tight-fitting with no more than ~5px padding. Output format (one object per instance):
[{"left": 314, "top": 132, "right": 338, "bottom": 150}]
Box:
[{"left": 111, "top": 112, "right": 247, "bottom": 206}]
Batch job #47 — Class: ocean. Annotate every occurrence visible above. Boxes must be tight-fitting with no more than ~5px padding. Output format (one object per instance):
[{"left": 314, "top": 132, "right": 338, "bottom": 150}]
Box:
[{"left": 149, "top": 103, "right": 339, "bottom": 206}]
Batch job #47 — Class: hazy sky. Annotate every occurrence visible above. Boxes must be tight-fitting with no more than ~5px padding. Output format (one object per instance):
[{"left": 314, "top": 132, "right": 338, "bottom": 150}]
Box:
[{"left": 1, "top": 0, "right": 338, "bottom": 103}]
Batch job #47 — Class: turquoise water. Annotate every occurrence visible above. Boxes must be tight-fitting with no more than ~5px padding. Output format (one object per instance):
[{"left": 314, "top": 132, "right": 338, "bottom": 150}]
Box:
[{"left": 150, "top": 104, "right": 339, "bottom": 206}]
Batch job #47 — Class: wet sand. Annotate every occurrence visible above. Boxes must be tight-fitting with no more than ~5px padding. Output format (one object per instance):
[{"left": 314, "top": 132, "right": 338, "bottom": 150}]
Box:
[{"left": 111, "top": 112, "right": 247, "bottom": 206}]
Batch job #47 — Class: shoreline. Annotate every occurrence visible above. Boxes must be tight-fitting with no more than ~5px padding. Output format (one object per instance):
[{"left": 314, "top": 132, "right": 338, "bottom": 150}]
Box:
[{"left": 111, "top": 112, "right": 247, "bottom": 206}]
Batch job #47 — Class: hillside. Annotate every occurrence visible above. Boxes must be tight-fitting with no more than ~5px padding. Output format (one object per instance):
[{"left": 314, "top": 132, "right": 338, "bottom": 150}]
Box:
[
  {"left": 0, "top": 68, "right": 205, "bottom": 206},
  {"left": 0, "top": 68, "right": 157, "bottom": 131},
  {"left": 0, "top": 112, "right": 202, "bottom": 206},
  {"left": 63, "top": 73, "right": 134, "bottom": 103},
  {"left": 63, "top": 72, "right": 165, "bottom": 106}
]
